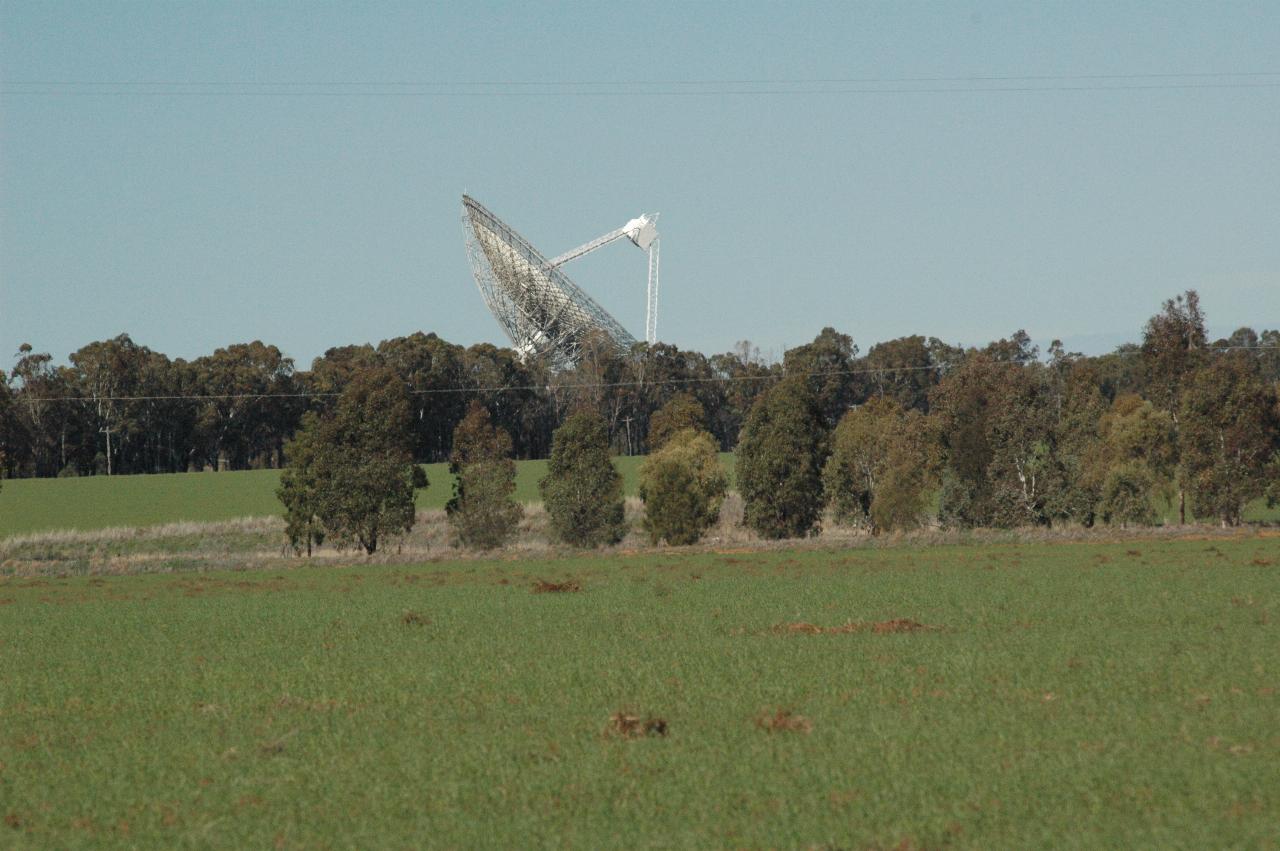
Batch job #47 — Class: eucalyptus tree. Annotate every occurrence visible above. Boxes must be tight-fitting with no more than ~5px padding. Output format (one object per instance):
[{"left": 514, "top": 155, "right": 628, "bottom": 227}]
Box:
[
  {"left": 783, "top": 327, "right": 859, "bottom": 430},
  {"left": 1178, "top": 353, "right": 1280, "bottom": 526},
  {"left": 737, "top": 377, "right": 827, "bottom": 539},
  {"left": 192, "top": 341, "right": 298, "bottom": 470}
]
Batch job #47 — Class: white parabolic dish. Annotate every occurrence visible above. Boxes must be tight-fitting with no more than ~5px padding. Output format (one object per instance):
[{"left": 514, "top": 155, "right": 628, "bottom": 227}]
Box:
[{"left": 461, "top": 195, "right": 651, "bottom": 369}]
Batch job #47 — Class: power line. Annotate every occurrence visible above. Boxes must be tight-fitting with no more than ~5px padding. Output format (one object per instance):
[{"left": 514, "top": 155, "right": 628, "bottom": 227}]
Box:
[
  {"left": 17, "top": 344, "right": 1279, "bottom": 404},
  {"left": 6, "top": 83, "right": 1280, "bottom": 97},
  {"left": 4, "top": 72, "right": 1280, "bottom": 97},
  {"left": 6, "top": 71, "right": 1278, "bottom": 87}
]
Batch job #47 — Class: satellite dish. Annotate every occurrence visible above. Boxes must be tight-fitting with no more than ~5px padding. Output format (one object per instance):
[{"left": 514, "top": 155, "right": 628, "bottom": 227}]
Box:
[{"left": 461, "top": 196, "right": 660, "bottom": 369}]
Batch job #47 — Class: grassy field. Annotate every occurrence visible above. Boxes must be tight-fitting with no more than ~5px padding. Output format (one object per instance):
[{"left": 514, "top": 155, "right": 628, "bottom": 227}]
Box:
[
  {"left": 1, "top": 538, "right": 1276, "bottom": 848},
  {"left": 0, "top": 456, "right": 738, "bottom": 539},
  {"left": 4, "top": 454, "right": 1274, "bottom": 541}
]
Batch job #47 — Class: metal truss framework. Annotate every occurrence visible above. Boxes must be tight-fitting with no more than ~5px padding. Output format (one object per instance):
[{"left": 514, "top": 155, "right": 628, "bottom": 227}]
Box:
[{"left": 462, "top": 196, "right": 655, "bottom": 370}]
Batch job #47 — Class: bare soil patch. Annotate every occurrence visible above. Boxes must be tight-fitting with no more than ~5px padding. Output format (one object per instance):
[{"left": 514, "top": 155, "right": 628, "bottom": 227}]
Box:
[
  {"left": 771, "top": 619, "right": 938, "bottom": 635},
  {"left": 755, "top": 708, "right": 812, "bottom": 734},
  {"left": 533, "top": 579, "right": 581, "bottom": 594},
  {"left": 606, "top": 712, "right": 668, "bottom": 739}
]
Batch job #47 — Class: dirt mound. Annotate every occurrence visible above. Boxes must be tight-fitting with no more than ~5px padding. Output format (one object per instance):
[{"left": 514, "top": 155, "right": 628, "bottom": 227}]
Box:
[
  {"left": 533, "top": 579, "right": 581, "bottom": 593},
  {"left": 755, "top": 708, "right": 812, "bottom": 734},
  {"left": 772, "top": 619, "right": 937, "bottom": 635},
  {"left": 607, "top": 712, "right": 668, "bottom": 739},
  {"left": 871, "top": 618, "right": 930, "bottom": 633}
]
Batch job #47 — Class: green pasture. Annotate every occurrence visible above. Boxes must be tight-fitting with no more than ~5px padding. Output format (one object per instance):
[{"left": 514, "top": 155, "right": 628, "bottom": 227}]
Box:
[
  {"left": 2, "top": 453, "right": 1273, "bottom": 539},
  {"left": 1, "top": 539, "right": 1277, "bottom": 847},
  {"left": 0, "top": 456, "right": 737, "bottom": 538}
]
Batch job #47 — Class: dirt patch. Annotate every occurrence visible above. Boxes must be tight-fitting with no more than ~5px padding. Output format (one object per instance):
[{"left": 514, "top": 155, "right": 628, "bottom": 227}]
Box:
[
  {"left": 756, "top": 708, "right": 812, "bottom": 734},
  {"left": 872, "top": 618, "right": 931, "bottom": 634},
  {"left": 771, "top": 619, "right": 938, "bottom": 635},
  {"left": 401, "top": 610, "right": 430, "bottom": 626},
  {"left": 606, "top": 712, "right": 668, "bottom": 739},
  {"left": 776, "top": 621, "right": 859, "bottom": 635},
  {"left": 533, "top": 579, "right": 581, "bottom": 594}
]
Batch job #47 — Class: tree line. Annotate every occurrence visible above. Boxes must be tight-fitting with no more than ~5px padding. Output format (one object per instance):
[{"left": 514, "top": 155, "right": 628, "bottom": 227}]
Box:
[{"left": 2, "top": 291, "right": 1279, "bottom": 530}]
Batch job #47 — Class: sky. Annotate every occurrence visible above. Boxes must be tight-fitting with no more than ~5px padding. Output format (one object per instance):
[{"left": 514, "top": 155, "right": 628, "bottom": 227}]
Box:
[{"left": 2, "top": 1, "right": 1278, "bottom": 368}]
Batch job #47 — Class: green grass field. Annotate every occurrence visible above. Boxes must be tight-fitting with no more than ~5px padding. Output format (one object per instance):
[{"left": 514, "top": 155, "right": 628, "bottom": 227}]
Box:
[
  {"left": 1, "top": 538, "right": 1276, "bottom": 847},
  {"left": 5, "top": 454, "right": 1274, "bottom": 541},
  {"left": 0, "top": 456, "right": 738, "bottom": 539}
]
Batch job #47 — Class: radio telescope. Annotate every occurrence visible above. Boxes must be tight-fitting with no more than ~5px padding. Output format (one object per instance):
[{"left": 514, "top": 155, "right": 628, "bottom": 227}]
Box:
[{"left": 461, "top": 195, "right": 660, "bottom": 369}]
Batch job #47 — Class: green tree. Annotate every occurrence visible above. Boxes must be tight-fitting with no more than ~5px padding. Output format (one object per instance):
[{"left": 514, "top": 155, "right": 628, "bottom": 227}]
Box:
[
  {"left": 540, "top": 409, "right": 627, "bottom": 546},
  {"left": 737, "top": 378, "right": 827, "bottom": 539},
  {"left": 281, "top": 367, "right": 420, "bottom": 555},
  {"left": 823, "top": 396, "right": 934, "bottom": 533},
  {"left": 647, "top": 392, "right": 707, "bottom": 451},
  {"left": 860, "top": 335, "right": 939, "bottom": 413},
  {"left": 1045, "top": 358, "right": 1109, "bottom": 525},
  {"left": 709, "top": 341, "right": 776, "bottom": 450},
  {"left": 639, "top": 428, "right": 727, "bottom": 545},
  {"left": 1081, "top": 394, "right": 1177, "bottom": 525},
  {"left": 930, "top": 353, "right": 1065, "bottom": 528},
  {"left": 69, "top": 334, "right": 150, "bottom": 476},
  {"left": 277, "top": 414, "right": 326, "bottom": 556},
  {"left": 1178, "top": 354, "right": 1280, "bottom": 526},
  {"left": 783, "top": 327, "right": 859, "bottom": 429},
  {"left": 446, "top": 402, "right": 522, "bottom": 550},
  {"left": 1141, "top": 290, "right": 1207, "bottom": 524},
  {"left": 1098, "top": 462, "right": 1157, "bottom": 527},
  {"left": 929, "top": 353, "right": 1012, "bottom": 527},
  {"left": 985, "top": 365, "right": 1060, "bottom": 528},
  {"left": 192, "top": 341, "right": 298, "bottom": 471}
]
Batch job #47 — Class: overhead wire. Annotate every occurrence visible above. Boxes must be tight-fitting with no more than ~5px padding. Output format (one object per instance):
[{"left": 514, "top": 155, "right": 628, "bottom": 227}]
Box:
[{"left": 4, "top": 72, "right": 1280, "bottom": 96}]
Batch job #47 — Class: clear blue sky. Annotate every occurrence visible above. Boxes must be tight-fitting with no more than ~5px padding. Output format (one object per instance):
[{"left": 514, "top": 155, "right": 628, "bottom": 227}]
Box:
[{"left": 3, "top": 1, "right": 1278, "bottom": 367}]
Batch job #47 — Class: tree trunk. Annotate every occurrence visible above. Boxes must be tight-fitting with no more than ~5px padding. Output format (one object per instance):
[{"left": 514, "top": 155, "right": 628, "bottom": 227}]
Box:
[{"left": 1178, "top": 488, "right": 1185, "bottom": 525}]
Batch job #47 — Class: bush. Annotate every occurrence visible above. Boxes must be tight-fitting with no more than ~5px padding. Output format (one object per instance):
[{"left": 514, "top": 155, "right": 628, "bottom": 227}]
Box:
[
  {"left": 540, "top": 409, "right": 627, "bottom": 546},
  {"left": 736, "top": 378, "right": 827, "bottom": 539},
  {"left": 446, "top": 402, "right": 522, "bottom": 550},
  {"left": 639, "top": 428, "right": 727, "bottom": 545},
  {"left": 648, "top": 393, "right": 708, "bottom": 451},
  {"left": 278, "top": 414, "right": 326, "bottom": 556},
  {"left": 822, "top": 396, "right": 932, "bottom": 533},
  {"left": 1099, "top": 462, "right": 1156, "bottom": 527}
]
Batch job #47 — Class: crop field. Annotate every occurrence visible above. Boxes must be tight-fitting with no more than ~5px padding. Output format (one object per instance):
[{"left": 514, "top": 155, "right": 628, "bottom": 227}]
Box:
[
  {"left": 1, "top": 537, "right": 1276, "bottom": 848},
  {"left": 0, "top": 456, "right": 739, "bottom": 539}
]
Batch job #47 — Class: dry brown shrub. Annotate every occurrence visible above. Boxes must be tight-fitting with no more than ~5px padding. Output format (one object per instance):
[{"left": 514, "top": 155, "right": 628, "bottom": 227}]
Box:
[
  {"left": 532, "top": 579, "right": 581, "bottom": 593},
  {"left": 607, "top": 711, "right": 668, "bottom": 739},
  {"left": 756, "top": 708, "right": 812, "bottom": 734}
]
